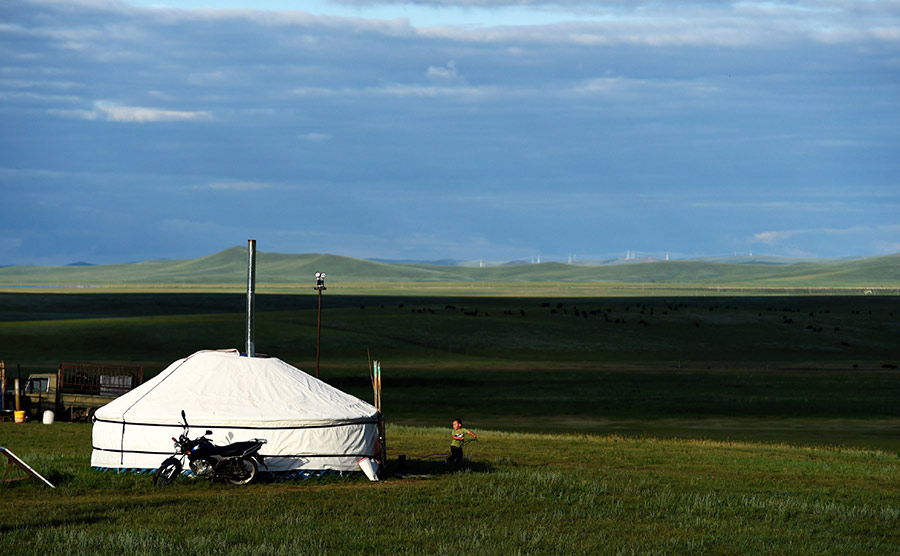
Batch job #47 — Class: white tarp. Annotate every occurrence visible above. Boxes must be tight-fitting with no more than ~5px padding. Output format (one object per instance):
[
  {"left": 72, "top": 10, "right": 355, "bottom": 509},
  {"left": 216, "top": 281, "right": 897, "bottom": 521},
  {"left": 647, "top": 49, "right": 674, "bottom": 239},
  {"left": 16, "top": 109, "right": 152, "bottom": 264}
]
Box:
[{"left": 91, "top": 349, "right": 379, "bottom": 472}]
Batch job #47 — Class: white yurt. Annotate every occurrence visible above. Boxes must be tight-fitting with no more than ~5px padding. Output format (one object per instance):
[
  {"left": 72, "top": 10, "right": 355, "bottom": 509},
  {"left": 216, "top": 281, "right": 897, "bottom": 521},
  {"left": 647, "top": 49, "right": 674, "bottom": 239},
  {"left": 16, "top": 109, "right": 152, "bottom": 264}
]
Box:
[{"left": 91, "top": 349, "right": 380, "bottom": 476}]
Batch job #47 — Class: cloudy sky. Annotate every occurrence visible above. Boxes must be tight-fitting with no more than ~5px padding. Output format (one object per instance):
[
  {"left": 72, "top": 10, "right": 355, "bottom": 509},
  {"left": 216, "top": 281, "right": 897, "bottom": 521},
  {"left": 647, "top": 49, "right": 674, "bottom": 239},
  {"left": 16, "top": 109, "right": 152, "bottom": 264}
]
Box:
[{"left": 1, "top": 0, "right": 898, "bottom": 265}]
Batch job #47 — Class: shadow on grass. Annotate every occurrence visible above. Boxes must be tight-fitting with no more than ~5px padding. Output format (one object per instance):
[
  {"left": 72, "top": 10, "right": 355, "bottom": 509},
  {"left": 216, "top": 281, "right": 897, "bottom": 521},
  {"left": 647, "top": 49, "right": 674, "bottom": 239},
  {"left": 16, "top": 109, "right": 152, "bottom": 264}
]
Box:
[
  {"left": 387, "top": 454, "right": 495, "bottom": 478},
  {"left": 0, "top": 497, "right": 183, "bottom": 533},
  {"left": 0, "top": 515, "right": 114, "bottom": 533},
  {"left": 44, "top": 468, "right": 75, "bottom": 486}
]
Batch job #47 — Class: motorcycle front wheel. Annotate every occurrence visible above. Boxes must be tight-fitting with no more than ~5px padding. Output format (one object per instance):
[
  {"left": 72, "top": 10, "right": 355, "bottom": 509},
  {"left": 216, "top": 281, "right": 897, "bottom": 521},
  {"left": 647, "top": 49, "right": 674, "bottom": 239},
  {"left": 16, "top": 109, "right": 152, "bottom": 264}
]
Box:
[
  {"left": 226, "top": 458, "right": 258, "bottom": 485},
  {"left": 152, "top": 460, "right": 182, "bottom": 487}
]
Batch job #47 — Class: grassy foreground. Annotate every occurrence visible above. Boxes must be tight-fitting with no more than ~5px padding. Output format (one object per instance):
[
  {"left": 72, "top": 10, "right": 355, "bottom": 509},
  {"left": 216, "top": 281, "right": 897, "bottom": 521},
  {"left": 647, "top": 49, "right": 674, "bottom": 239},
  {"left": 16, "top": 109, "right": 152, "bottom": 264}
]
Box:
[{"left": 2, "top": 422, "right": 899, "bottom": 555}]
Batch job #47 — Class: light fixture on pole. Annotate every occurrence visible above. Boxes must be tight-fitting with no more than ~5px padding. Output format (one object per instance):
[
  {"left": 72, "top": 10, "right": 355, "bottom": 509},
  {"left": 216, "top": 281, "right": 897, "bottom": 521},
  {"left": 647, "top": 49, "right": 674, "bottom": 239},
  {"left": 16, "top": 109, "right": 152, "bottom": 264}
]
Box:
[{"left": 314, "top": 271, "right": 326, "bottom": 378}]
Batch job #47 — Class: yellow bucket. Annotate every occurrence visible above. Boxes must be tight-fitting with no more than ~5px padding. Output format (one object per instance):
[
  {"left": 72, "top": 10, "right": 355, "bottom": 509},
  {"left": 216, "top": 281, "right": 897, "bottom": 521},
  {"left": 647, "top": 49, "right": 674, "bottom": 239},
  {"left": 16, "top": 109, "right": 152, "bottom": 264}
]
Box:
[{"left": 14, "top": 410, "right": 26, "bottom": 423}]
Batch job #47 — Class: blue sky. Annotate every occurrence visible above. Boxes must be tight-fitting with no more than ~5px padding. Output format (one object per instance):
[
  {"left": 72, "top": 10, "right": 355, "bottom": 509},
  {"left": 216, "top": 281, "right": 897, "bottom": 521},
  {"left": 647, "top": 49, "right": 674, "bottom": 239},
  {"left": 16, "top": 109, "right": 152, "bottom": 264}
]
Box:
[{"left": 1, "top": 0, "right": 898, "bottom": 265}]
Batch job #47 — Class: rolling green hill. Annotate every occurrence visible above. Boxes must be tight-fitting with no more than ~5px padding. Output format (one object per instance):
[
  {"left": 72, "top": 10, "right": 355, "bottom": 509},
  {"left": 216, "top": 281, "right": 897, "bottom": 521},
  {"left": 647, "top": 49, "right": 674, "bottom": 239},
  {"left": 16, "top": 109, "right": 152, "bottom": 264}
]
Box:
[{"left": 1, "top": 247, "right": 899, "bottom": 287}]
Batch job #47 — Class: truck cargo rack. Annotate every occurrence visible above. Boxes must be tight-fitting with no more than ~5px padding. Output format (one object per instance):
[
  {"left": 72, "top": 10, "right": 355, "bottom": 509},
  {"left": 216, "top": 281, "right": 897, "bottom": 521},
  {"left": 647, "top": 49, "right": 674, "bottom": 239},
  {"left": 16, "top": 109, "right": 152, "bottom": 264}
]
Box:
[{"left": 59, "top": 361, "right": 144, "bottom": 397}]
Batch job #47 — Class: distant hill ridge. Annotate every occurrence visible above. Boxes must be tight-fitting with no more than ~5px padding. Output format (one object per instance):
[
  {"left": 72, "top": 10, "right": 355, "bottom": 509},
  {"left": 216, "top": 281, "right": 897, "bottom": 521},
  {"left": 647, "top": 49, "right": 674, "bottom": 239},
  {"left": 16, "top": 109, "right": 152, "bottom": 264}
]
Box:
[{"left": 1, "top": 247, "right": 898, "bottom": 287}]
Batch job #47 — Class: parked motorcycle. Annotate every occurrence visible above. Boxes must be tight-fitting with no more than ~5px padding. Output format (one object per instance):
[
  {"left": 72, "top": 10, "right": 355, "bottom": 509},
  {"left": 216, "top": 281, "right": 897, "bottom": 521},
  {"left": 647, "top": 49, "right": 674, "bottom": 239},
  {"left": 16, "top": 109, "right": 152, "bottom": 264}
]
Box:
[{"left": 153, "top": 410, "right": 267, "bottom": 486}]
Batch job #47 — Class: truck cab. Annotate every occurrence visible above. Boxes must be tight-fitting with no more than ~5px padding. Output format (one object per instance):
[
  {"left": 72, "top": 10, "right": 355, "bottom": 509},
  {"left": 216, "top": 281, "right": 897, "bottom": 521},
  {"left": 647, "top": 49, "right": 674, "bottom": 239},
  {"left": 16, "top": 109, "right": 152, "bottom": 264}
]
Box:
[{"left": 23, "top": 375, "right": 51, "bottom": 395}]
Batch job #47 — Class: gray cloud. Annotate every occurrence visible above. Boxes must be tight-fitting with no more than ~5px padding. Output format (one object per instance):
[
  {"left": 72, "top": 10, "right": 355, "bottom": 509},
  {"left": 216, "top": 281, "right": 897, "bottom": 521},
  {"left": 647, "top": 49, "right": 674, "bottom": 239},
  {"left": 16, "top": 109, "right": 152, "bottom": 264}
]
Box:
[
  {"left": 298, "top": 132, "right": 333, "bottom": 142},
  {"left": 51, "top": 101, "right": 213, "bottom": 122},
  {"left": 426, "top": 60, "right": 459, "bottom": 81},
  {"left": 0, "top": 0, "right": 897, "bottom": 263}
]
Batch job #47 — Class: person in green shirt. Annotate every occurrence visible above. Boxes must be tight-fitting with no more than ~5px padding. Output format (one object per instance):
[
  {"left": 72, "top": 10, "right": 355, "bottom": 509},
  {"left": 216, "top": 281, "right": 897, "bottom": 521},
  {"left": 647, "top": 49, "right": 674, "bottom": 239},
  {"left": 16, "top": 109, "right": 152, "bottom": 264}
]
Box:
[{"left": 447, "top": 418, "right": 477, "bottom": 469}]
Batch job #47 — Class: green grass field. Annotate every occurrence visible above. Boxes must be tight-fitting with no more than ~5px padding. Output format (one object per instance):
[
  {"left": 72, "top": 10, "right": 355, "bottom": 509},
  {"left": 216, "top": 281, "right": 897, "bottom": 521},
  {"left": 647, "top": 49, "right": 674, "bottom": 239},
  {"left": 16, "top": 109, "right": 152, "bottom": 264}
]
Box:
[
  {"left": 3, "top": 292, "right": 900, "bottom": 449},
  {"left": 2, "top": 422, "right": 900, "bottom": 555},
  {"left": 3, "top": 292, "right": 898, "bottom": 366},
  {"left": 2, "top": 290, "right": 900, "bottom": 554}
]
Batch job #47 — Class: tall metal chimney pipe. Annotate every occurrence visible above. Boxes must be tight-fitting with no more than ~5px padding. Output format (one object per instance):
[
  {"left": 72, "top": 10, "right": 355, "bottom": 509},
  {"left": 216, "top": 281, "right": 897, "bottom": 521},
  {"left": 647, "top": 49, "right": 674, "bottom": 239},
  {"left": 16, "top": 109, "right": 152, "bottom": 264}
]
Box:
[{"left": 246, "top": 239, "right": 256, "bottom": 357}]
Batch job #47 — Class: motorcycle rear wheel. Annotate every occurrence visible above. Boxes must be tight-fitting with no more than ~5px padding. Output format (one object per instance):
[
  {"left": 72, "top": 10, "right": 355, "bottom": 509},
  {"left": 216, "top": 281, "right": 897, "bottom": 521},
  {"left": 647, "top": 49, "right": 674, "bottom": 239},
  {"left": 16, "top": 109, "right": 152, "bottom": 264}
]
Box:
[
  {"left": 226, "top": 458, "right": 258, "bottom": 485},
  {"left": 153, "top": 461, "right": 181, "bottom": 486}
]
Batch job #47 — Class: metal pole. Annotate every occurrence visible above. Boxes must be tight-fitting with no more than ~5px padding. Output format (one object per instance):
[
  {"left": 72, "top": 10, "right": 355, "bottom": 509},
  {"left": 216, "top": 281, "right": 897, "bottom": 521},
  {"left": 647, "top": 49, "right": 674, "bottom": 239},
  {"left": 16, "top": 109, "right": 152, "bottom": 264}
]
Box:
[
  {"left": 375, "top": 360, "right": 385, "bottom": 473},
  {"left": 246, "top": 239, "right": 256, "bottom": 357},
  {"left": 315, "top": 288, "right": 322, "bottom": 378},
  {"left": 312, "top": 271, "right": 326, "bottom": 378}
]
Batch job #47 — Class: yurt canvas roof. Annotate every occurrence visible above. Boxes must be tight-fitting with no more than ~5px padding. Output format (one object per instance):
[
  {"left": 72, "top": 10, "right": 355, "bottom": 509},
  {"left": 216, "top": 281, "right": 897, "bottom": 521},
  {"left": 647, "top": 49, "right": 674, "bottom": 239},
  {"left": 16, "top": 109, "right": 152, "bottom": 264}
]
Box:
[{"left": 91, "top": 349, "right": 379, "bottom": 473}]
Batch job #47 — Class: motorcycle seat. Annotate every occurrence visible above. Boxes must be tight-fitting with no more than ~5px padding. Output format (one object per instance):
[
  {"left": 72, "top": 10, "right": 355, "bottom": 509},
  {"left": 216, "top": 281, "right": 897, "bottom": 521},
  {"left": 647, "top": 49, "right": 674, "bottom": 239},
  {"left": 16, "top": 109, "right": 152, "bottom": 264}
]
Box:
[{"left": 217, "top": 440, "right": 263, "bottom": 457}]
